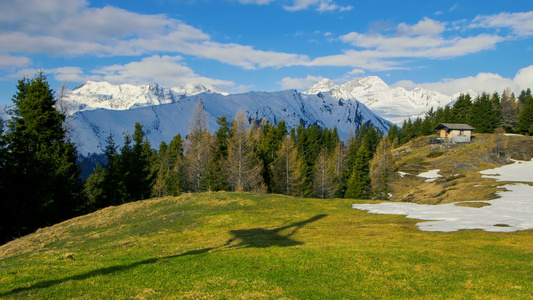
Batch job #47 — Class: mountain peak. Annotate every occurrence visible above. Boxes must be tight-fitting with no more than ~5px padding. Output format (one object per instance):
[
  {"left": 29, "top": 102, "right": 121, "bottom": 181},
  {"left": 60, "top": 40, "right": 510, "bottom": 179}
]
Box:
[{"left": 64, "top": 81, "right": 228, "bottom": 113}]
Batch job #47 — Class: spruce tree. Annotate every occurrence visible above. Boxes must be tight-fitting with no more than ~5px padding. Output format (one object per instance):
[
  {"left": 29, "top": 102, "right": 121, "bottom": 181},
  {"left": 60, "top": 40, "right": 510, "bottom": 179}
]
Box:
[
  {"left": 345, "top": 140, "right": 372, "bottom": 199},
  {"left": 468, "top": 93, "right": 502, "bottom": 133},
  {"left": 516, "top": 90, "right": 533, "bottom": 135},
  {"left": 1, "top": 73, "right": 84, "bottom": 242}
]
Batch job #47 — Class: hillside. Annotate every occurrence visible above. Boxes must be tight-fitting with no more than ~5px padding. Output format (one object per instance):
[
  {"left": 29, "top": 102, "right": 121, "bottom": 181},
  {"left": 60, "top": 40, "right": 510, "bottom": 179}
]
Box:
[
  {"left": 1, "top": 192, "right": 532, "bottom": 299},
  {"left": 389, "top": 133, "right": 533, "bottom": 204}
]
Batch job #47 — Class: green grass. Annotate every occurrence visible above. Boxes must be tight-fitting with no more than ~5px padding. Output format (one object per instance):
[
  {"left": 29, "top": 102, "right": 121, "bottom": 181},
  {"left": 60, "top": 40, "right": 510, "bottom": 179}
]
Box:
[{"left": 1, "top": 192, "right": 532, "bottom": 299}]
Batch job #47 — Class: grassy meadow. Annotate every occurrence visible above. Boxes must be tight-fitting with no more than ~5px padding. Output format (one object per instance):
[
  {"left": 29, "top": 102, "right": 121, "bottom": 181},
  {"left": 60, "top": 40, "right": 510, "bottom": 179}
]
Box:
[{"left": 0, "top": 192, "right": 532, "bottom": 299}]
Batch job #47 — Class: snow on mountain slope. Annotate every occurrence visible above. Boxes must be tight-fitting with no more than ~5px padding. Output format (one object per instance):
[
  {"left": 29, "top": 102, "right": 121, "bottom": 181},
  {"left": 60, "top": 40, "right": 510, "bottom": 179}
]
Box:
[
  {"left": 69, "top": 90, "right": 391, "bottom": 155},
  {"left": 304, "top": 77, "right": 454, "bottom": 124},
  {"left": 63, "top": 81, "right": 227, "bottom": 113},
  {"left": 0, "top": 105, "right": 16, "bottom": 122}
]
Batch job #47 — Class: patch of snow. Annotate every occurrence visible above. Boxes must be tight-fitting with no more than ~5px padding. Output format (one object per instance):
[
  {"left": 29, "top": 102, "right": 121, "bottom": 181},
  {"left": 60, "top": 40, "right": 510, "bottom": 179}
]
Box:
[
  {"left": 417, "top": 169, "right": 442, "bottom": 182},
  {"left": 480, "top": 159, "right": 533, "bottom": 182},
  {"left": 398, "top": 171, "right": 410, "bottom": 177},
  {"left": 353, "top": 160, "right": 533, "bottom": 232}
]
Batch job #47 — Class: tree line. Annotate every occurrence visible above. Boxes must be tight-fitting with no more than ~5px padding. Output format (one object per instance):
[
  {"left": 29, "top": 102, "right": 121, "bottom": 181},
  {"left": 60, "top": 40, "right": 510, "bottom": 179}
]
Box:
[
  {"left": 390, "top": 89, "right": 533, "bottom": 144},
  {"left": 1, "top": 74, "right": 532, "bottom": 244},
  {"left": 83, "top": 99, "right": 393, "bottom": 205}
]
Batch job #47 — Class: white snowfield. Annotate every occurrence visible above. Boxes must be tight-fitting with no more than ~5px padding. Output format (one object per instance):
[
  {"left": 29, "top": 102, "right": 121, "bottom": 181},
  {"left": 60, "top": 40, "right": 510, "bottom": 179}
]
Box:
[{"left": 353, "top": 159, "right": 533, "bottom": 232}]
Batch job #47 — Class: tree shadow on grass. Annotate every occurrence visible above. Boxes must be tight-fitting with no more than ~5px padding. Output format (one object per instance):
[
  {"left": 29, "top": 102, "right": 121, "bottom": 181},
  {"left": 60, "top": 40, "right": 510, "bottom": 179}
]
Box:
[
  {"left": 224, "top": 214, "right": 328, "bottom": 248},
  {"left": 0, "top": 214, "right": 327, "bottom": 297}
]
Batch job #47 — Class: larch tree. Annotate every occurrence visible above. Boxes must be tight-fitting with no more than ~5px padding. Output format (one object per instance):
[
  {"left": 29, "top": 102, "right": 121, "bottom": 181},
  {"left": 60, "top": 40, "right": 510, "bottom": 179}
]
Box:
[
  {"left": 226, "top": 110, "right": 264, "bottom": 192},
  {"left": 313, "top": 148, "right": 336, "bottom": 199},
  {"left": 500, "top": 89, "right": 518, "bottom": 133},
  {"left": 330, "top": 141, "right": 347, "bottom": 198},
  {"left": 184, "top": 99, "right": 213, "bottom": 192},
  {"left": 271, "top": 136, "right": 302, "bottom": 196},
  {"left": 370, "top": 137, "right": 395, "bottom": 200}
]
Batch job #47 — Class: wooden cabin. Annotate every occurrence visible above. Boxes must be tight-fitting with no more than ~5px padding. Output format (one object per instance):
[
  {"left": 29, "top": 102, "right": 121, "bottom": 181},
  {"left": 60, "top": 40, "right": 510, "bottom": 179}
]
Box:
[{"left": 434, "top": 123, "right": 475, "bottom": 143}]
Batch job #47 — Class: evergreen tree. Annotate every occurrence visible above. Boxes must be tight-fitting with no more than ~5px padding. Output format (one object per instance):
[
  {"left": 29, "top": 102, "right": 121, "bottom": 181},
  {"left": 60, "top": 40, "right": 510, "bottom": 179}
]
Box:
[
  {"left": 1, "top": 73, "right": 84, "bottom": 242},
  {"left": 450, "top": 94, "right": 472, "bottom": 123},
  {"left": 468, "top": 93, "right": 502, "bottom": 133},
  {"left": 345, "top": 140, "right": 372, "bottom": 199},
  {"left": 516, "top": 90, "right": 533, "bottom": 135},
  {"left": 256, "top": 121, "right": 286, "bottom": 192}
]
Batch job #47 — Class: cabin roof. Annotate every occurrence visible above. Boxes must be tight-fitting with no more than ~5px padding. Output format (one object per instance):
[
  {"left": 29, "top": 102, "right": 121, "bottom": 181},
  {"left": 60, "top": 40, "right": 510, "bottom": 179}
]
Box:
[{"left": 434, "top": 123, "right": 475, "bottom": 131}]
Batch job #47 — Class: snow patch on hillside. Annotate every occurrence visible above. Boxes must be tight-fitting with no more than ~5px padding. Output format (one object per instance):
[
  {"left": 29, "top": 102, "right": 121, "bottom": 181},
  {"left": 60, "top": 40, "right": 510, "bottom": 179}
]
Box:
[{"left": 353, "top": 159, "right": 533, "bottom": 232}]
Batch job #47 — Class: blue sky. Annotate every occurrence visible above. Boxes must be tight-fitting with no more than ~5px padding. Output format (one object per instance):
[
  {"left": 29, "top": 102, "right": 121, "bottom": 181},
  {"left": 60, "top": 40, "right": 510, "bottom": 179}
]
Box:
[{"left": 1, "top": 0, "right": 532, "bottom": 105}]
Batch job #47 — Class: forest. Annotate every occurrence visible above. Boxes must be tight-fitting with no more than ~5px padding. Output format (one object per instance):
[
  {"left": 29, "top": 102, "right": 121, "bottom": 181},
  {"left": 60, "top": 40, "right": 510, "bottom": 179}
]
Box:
[{"left": 1, "top": 74, "right": 532, "bottom": 244}]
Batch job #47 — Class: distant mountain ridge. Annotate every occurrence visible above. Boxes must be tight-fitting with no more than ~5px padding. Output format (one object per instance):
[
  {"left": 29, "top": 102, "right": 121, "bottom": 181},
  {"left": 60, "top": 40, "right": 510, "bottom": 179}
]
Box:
[
  {"left": 63, "top": 81, "right": 228, "bottom": 113},
  {"left": 303, "top": 77, "right": 454, "bottom": 124},
  {"left": 1, "top": 76, "right": 465, "bottom": 155},
  {"left": 68, "top": 89, "right": 391, "bottom": 154}
]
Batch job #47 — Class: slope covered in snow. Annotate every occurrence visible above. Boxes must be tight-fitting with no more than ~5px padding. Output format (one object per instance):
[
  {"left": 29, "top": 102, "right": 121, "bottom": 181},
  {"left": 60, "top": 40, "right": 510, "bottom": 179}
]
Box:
[
  {"left": 69, "top": 90, "right": 391, "bottom": 155},
  {"left": 63, "top": 81, "right": 228, "bottom": 113},
  {"left": 304, "top": 77, "right": 454, "bottom": 124},
  {"left": 353, "top": 159, "right": 533, "bottom": 232}
]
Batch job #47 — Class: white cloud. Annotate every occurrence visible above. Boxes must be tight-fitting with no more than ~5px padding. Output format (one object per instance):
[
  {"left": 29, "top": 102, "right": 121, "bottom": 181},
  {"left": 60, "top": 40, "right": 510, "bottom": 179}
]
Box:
[
  {"left": 283, "top": 0, "right": 352, "bottom": 12},
  {"left": 329, "top": 16, "right": 505, "bottom": 71},
  {"left": 0, "top": 55, "right": 32, "bottom": 69},
  {"left": 279, "top": 75, "right": 325, "bottom": 90},
  {"left": 0, "top": 0, "right": 309, "bottom": 70},
  {"left": 513, "top": 65, "right": 533, "bottom": 90},
  {"left": 6, "top": 56, "right": 236, "bottom": 91},
  {"left": 396, "top": 18, "right": 446, "bottom": 36},
  {"left": 472, "top": 11, "right": 533, "bottom": 37},
  {"left": 392, "top": 65, "right": 533, "bottom": 96}
]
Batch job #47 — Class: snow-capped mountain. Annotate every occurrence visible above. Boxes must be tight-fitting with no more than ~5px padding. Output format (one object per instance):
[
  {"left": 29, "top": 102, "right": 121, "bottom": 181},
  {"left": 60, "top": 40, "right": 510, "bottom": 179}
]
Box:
[
  {"left": 304, "top": 77, "right": 454, "bottom": 124},
  {"left": 69, "top": 90, "right": 391, "bottom": 155},
  {"left": 63, "top": 81, "right": 228, "bottom": 113}
]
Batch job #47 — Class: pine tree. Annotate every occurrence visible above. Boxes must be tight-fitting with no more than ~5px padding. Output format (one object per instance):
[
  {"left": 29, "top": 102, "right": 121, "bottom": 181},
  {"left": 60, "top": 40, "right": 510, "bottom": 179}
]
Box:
[
  {"left": 1, "top": 73, "right": 84, "bottom": 242},
  {"left": 450, "top": 94, "right": 472, "bottom": 123},
  {"left": 468, "top": 93, "right": 502, "bottom": 133},
  {"left": 345, "top": 140, "right": 372, "bottom": 199},
  {"left": 516, "top": 90, "right": 533, "bottom": 135},
  {"left": 226, "top": 110, "right": 264, "bottom": 192}
]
